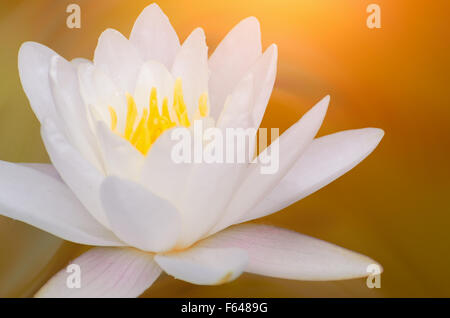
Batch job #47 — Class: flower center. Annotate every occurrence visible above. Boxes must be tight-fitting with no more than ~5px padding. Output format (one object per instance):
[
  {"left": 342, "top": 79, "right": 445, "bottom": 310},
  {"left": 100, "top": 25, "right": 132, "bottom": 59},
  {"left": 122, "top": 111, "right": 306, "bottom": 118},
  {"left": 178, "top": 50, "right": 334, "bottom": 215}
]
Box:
[{"left": 108, "top": 78, "right": 208, "bottom": 155}]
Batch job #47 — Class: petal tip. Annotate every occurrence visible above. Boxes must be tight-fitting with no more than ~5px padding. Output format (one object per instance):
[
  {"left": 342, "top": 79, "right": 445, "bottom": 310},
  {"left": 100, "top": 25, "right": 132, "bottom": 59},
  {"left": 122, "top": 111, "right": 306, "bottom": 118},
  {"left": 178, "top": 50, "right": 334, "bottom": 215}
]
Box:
[
  {"left": 192, "top": 27, "right": 206, "bottom": 40},
  {"left": 267, "top": 43, "right": 278, "bottom": 55},
  {"left": 365, "top": 128, "right": 385, "bottom": 147},
  {"left": 242, "top": 16, "right": 260, "bottom": 28}
]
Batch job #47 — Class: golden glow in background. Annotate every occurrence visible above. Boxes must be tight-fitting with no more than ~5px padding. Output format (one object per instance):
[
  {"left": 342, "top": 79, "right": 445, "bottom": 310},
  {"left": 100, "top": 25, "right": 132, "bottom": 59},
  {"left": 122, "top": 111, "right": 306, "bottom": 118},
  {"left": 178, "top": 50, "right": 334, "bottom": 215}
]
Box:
[{"left": 0, "top": 0, "right": 449, "bottom": 297}]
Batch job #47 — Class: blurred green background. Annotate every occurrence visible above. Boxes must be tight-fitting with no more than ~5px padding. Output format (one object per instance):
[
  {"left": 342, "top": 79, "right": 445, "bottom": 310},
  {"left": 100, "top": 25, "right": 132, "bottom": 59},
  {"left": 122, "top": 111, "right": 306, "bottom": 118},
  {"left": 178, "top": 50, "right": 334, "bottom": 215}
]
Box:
[{"left": 0, "top": 0, "right": 449, "bottom": 297}]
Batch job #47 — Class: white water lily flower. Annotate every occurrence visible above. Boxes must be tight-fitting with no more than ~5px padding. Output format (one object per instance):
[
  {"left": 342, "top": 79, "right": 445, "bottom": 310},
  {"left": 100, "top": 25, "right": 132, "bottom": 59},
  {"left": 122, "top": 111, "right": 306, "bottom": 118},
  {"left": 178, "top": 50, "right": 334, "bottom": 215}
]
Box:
[{"left": 0, "top": 3, "right": 384, "bottom": 297}]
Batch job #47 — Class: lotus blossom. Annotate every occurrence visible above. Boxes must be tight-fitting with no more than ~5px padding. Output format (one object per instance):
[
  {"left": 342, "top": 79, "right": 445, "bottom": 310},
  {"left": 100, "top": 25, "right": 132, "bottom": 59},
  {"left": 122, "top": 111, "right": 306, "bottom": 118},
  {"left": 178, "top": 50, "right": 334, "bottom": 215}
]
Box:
[{"left": 0, "top": 3, "right": 384, "bottom": 297}]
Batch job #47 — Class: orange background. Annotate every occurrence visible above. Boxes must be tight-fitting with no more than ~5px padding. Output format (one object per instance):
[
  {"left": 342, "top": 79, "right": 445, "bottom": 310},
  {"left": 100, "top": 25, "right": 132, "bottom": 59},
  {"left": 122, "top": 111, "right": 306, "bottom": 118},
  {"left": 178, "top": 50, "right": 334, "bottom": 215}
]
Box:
[{"left": 0, "top": 0, "right": 449, "bottom": 297}]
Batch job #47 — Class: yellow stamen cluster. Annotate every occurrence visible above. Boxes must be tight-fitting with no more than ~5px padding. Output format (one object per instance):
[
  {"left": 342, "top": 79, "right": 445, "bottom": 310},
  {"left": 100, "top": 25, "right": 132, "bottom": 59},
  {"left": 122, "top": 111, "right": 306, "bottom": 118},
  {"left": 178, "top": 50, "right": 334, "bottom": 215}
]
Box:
[{"left": 108, "top": 78, "right": 208, "bottom": 155}]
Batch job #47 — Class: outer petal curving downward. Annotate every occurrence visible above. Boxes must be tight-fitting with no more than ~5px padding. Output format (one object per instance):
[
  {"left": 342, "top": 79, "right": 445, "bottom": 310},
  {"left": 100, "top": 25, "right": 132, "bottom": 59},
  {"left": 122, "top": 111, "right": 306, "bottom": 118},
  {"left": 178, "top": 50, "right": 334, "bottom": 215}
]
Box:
[
  {"left": 155, "top": 246, "right": 248, "bottom": 285},
  {"left": 241, "top": 128, "right": 384, "bottom": 222},
  {"left": 35, "top": 247, "right": 160, "bottom": 298},
  {"left": 0, "top": 161, "right": 121, "bottom": 246},
  {"left": 200, "top": 224, "right": 381, "bottom": 281}
]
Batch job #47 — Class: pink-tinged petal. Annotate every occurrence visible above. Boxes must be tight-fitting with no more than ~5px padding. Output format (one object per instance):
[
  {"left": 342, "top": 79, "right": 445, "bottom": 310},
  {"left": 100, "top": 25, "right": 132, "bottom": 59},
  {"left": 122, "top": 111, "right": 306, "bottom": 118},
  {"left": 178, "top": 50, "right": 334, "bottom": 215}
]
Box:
[
  {"left": 155, "top": 246, "right": 248, "bottom": 285},
  {"left": 35, "top": 247, "right": 160, "bottom": 298},
  {"left": 100, "top": 176, "right": 181, "bottom": 252},
  {"left": 41, "top": 119, "right": 109, "bottom": 229},
  {"left": 129, "top": 3, "right": 180, "bottom": 68},
  {"left": 171, "top": 28, "right": 208, "bottom": 116},
  {"left": 94, "top": 28, "right": 143, "bottom": 92},
  {"left": 18, "top": 42, "right": 58, "bottom": 122},
  {"left": 0, "top": 161, "right": 121, "bottom": 246},
  {"left": 209, "top": 17, "right": 262, "bottom": 119},
  {"left": 242, "top": 128, "right": 384, "bottom": 222},
  {"left": 210, "top": 96, "right": 329, "bottom": 234},
  {"left": 200, "top": 224, "right": 381, "bottom": 281}
]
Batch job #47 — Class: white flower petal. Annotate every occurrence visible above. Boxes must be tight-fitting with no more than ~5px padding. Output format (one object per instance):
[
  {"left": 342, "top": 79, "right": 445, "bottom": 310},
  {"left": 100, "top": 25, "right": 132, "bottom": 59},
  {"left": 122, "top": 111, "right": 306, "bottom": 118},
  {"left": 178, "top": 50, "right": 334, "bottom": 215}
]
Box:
[
  {"left": 95, "top": 121, "right": 144, "bottom": 180},
  {"left": 248, "top": 44, "right": 278, "bottom": 129},
  {"left": 100, "top": 176, "right": 181, "bottom": 252},
  {"left": 129, "top": 3, "right": 180, "bottom": 68},
  {"left": 19, "top": 163, "right": 60, "bottom": 180},
  {"left": 0, "top": 161, "right": 121, "bottom": 246},
  {"left": 134, "top": 60, "right": 175, "bottom": 113},
  {"left": 70, "top": 57, "right": 91, "bottom": 66},
  {"left": 215, "top": 74, "right": 257, "bottom": 160},
  {"left": 171, "top": 28, "right": 208, "bottom": 116},
  {"left": 94, "top": 28, "right": 143, "bottom": 92},
  {"left": 242, "top": 128, "right": 385, "bottom": 222},
  {"left": 139, "top": 129, "right": 191, "bottom": 205},
  {"left": 209, "top": 17, "right": 262, "bottom": 119},
  {"left": 41, "top": 119, "right": 109, "bottom": 228},
  {"left": 216, "top": 74, "right": 254, "bottom": 129},
  {"left": 35, "top": 247, "right": 160, "bottom": 298},
  {"left": 176, "top": 161, "right": 247, "bottom": 248},
  {"left": 210, "top": 96, "right": 329, "bottom": 234},
  {"left": 18, "top": 42, "right": 58, "bottom": 122},
  {"left": 155, "top": 246, "right": 248, "bottom": 285},
  {"left": 200, "top": 224, "right": 381, "bottom": 281},
  {"left": 77, "top": 63, "right": 122, "bottom": 123},
  {"left": 77, "top": 63, "right": 129, "bottom": 135},
  {"left": 49, "top": 56, "right": 102, "bottom": 170}
]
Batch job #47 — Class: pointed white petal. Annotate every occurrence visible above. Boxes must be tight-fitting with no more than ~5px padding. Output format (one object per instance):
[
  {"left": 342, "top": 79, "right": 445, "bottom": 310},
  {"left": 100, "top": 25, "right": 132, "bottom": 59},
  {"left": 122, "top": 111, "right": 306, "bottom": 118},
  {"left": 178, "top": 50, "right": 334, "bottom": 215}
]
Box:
[
  {"left": 176, "top": 161, "right": 247, "bottom": 248},
  {"left": 155, "top": 246, "right": 247, "bottom": 285},
  {"left": 248, "top": 44, "right": 278, "bottom": 130},
  {"left": 0, "top": 161, "right": 121, "bottom": 246},
  {"left": 49, "top": 56, "right": 102, "bottom": 170},
  {"left": 95, "top": 121, "right": 144, "bottom": 180},
  {"left": 210, "top": 96, "right": 329, "bottom": 234},
  {"left": 242, "top": 128, "right": 384, "bottom": 221},
  {"left": 94, "top": 28, "right": 143, "bottom": 92},
  {"left": 41, "top": 119, "right": 109, "bottom": 228},
  {"left": 134, "top": 60, "right": 175, "bottom": 112},
  {"left": 100, "top": 176, "right": 181, "bottom": 252},
  {"left": 77, "top": 63, "right": 122, "bottom": 123},
  {"left": 216, "top": 74, "right": 254, "bottom": 129},
  {"left": 18, "top": 42, "right": 58, "bottom": 122},
  {"left": 201, "top": 224, "right": 381, "bottom": 281},
  {"left": 139, "top": 129, "right": 192, "bottom": 205},
  {"left": 35, "top": 247, "right": 160, "bottom": 298},
  {"left": 209, "top": 17, "right": 262, "bottom": 118},
  {"left": 171, "top": 28, "right": 208, "bottom": 116},
  {"left": 130, "top": 3, "right": 180, "bottom": 68}
]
